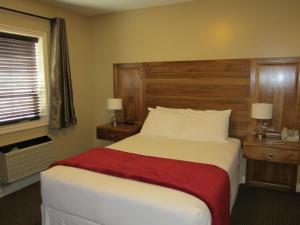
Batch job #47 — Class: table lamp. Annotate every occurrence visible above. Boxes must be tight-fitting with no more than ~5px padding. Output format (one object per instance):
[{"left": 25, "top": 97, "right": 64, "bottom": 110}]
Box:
[
  {"left": 107, "top": 98, "right": 122, "bottom": 126},
  {"left": 251, "top": 103, "right": 273, "bottom": 139}
]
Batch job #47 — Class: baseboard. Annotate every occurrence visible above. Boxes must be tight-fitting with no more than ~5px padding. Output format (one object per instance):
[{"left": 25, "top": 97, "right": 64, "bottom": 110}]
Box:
[
  {"left": 0, "top": 173, "right": 40, "bottom": 198},
  {"left": 241, "top": 175, "right": 246, "bottom": 184},
  {"left": 240, "top": 175, "right": 300, "bottom": 192}
]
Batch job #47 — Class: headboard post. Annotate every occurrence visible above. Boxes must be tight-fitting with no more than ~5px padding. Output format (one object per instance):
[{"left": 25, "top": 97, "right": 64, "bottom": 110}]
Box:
[
  {"left": 113, "top": 63, "right": 146, "bottom": 124},
  {"left": 249, "top": 57, "right": 300, "bottom": 133}
]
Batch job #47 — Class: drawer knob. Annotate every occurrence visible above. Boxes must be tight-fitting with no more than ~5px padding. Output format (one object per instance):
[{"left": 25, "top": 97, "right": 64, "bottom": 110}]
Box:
[
  {"left": 110, "top": 134, "right": 115, "bottom": 138},
  {"left": 269, "top": 153, "right": 273, "bottom": 157}
]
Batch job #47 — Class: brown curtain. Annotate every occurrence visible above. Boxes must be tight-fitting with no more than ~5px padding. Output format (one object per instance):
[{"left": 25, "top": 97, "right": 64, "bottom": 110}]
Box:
[{"left": 49, "top": 18, "right": 77, "bottom": 128}]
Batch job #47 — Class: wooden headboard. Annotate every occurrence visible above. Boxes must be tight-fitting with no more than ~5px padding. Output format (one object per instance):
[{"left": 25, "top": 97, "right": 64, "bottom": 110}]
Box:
[{"left": 114, "top": 58, "right": 300, "bottom": 139}]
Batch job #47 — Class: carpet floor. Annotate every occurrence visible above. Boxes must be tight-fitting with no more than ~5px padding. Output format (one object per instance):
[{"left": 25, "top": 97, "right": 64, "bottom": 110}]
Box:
[
  {"left": 0, "top": 182, "right": 299, "bottom": 225},
  {"left": 231, "top": 184, "right": 300, "bottom": 225},
  {"left": 0, "top": 183, "right": 41, "bottom": 225}
]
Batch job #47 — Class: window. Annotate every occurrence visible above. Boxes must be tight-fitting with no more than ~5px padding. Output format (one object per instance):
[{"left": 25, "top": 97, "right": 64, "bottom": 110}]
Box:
[{"left": 0, "top": 27, "right": 48, "bottom": 134}]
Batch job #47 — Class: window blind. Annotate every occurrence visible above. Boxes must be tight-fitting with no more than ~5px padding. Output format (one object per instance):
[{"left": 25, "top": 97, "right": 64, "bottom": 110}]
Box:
[{"left": 0, "top": 32, "right": 41, "bottom": 126}]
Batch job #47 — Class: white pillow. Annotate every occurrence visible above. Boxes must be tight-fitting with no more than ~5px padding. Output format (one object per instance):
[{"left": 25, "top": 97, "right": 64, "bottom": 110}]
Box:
[
  {"left": 156, "top": 106, "right": 188, "bottom": 114},
  {"left": 140, "top": 109, "right": 185, "bottom": 139},
  {"left": 186, "top": 109, "right": 230, "bottom": 116},
  {"left": 180, "top": 110, "right": 231, "bottom": 142}
]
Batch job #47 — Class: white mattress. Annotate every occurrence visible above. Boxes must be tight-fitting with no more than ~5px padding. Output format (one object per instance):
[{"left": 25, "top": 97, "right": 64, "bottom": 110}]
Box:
[{"left": 41, "top": 135, "right": 241, "bottom": 225}]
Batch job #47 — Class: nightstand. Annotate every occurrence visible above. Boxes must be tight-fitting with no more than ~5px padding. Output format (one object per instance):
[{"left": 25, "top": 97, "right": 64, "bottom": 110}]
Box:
[
  {"left": 96, "top": 123, "right": 142, "bottom": 142},
  {"left": 243, "top": 135, "right": 300, "bottom": 191}
]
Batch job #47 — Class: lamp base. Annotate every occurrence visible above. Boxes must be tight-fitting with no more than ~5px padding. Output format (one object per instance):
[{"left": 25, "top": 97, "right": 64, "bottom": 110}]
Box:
[
  {"left": 255, "top": 132, "right": 266, "bottom": 140},
  {"left": 110, "top": 116, "right": 118, "bottom": 127}
]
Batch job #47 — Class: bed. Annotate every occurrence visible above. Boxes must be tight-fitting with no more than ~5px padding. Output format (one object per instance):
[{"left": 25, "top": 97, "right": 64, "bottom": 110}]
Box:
[
  {"left": 41, "top": 59, "right": 249, "bottom": 225},
  {"left": 41, "top": 133, "right": 241, "bottom": 225}
]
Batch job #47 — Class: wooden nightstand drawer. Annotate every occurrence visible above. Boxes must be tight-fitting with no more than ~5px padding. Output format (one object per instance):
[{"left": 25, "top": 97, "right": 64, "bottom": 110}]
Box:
[
  {"left": 97, "top": 129, "right": 128, "bottom": 141},
  {"left": 96, "top": 123, "right": 142, "bottom": 142},
  {"left": 243, "top": 135, "right": 300, "bottom": 191},
  {"left": 243, "top": 146, "right": 300, "bottom": 164}
]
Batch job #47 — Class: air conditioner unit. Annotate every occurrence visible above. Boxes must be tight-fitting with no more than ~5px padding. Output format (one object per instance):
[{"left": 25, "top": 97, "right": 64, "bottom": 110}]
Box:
[{"left": 0, "top": 136, "right": 54, "bottom": 183}]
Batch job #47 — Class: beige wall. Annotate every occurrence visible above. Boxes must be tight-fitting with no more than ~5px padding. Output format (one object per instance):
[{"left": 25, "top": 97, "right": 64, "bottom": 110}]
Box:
[{"left": 0, "top": 0, "right": 94, "bottom": 160}]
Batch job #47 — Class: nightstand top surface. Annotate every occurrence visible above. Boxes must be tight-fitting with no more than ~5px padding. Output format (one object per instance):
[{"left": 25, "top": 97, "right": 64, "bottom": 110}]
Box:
[{"left": 244, "top": 135, "right": 300, "bottom": 151}]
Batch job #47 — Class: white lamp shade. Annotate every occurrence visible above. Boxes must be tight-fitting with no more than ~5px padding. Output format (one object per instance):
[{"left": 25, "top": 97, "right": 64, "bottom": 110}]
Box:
[
  {"left": 107, "top": 98, "right": 122, "bottom": 110},
  {"left": 251, "top": 103, "right": 273, "bottom": 119}
]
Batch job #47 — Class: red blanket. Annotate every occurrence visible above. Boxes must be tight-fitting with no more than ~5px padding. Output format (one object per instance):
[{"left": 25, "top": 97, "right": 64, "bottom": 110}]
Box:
[{"left": 51, "top": 148, "right": 230, "bottom": 225}]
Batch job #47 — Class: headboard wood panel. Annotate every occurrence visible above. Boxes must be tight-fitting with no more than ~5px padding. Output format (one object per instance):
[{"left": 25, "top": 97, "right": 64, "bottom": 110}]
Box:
[
  {"left": 113, "top": 63, "right": 146, "bottom": 122},
  {"left": 114, "top": 59, "right": 251, "bottom": 139},
  {"left": 114, "top": 57, "right": 300, "bottom": 140},
  {"left": 249, "top": 58, "right": 300, "bottom": 132}
]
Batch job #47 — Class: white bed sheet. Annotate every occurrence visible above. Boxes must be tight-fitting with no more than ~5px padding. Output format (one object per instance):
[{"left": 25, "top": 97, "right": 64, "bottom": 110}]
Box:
[{"left": 41, "top": 135, "right": 241, "bottom": 225}]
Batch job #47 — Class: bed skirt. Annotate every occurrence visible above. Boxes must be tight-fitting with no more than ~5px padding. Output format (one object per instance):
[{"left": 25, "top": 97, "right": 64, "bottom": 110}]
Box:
[{"left": 42, "top": 205, "right": 104, "bottom": 225}]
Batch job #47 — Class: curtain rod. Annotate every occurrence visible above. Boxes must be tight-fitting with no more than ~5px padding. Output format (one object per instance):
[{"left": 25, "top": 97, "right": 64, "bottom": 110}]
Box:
[{"left": 0, "top": 6, "right": 53, "bottom": 21}]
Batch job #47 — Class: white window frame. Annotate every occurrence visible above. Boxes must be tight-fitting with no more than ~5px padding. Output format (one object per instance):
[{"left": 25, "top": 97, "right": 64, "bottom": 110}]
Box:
[{"left": 0, "top": 24, "right": 49, "bottom": 135}]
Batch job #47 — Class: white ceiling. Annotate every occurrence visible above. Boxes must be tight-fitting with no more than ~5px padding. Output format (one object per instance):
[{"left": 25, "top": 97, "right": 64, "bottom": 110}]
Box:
[{"left": 41, "top": 0, "right": 195, "bottom": 16}]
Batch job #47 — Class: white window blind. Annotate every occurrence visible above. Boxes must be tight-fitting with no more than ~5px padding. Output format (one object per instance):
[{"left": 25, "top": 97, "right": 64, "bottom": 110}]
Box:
[{"left": 0, "top": 31, "right": 44, "bottom": 126}]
